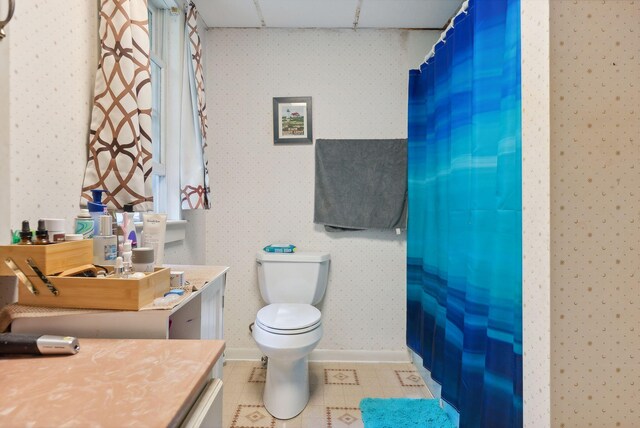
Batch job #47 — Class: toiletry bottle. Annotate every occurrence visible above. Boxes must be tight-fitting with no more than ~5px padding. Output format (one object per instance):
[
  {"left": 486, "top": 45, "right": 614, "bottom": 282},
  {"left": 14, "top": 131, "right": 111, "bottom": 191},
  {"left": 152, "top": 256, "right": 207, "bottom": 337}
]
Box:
[
  {"left": 142, "top": 213, "right": 167, "bottom": 266},
  {"left": 92, "top": 215, "right": 117, "bottom": 265},
  {"left": 121, "top": 203, "right": 138, "bottom": 249},
  {"left": 18, "top": 220, "right": 33, "bottom": 245},
  {"left": 34, "top": 220, "right": 50, "bottom": 245},
  {"left": 87, "top": 189, "right": 107, "bottom": 237},
  {"left": 74, "top": 208, "right": 94, "bottom": 238},
  {"left": 122, "top": 240, "right": 132, "bottom": 277},
  {"left": 113, "top": 257, "right": 124, "bottom": 278}
]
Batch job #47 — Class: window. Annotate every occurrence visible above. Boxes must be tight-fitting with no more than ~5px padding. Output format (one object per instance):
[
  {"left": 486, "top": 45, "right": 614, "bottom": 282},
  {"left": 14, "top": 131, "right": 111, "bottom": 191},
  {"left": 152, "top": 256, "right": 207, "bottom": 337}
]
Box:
[
  {"left": 147, "top": 1, "right": 186, "bottom": 223},
  {"left": 148, "top": 2, "right": 168, "bottom": 216}
]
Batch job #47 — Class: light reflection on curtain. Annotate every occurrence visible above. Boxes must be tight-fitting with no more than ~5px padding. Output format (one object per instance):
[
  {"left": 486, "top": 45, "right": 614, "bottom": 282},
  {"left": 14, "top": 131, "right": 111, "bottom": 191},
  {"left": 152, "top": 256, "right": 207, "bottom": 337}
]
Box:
[{"left": 407, "top": 0, "right": 522, "bottom": 426}]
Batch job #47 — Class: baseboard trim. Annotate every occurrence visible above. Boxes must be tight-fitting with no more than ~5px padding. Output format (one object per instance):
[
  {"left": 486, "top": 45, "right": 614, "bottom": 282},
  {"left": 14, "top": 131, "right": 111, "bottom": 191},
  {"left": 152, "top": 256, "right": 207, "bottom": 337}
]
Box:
[{"left": 225, "top": 347, "right": 412, "bottom": 363}]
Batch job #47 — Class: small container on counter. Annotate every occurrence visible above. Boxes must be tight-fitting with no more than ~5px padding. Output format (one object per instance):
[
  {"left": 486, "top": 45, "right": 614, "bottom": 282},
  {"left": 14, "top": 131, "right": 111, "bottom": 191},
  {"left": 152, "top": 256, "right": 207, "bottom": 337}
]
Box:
[
  {"left": 74, "top": 208, "right": 94, "bottom": 239},
  {"left": 42, "top": 218, "right": 66, "bottom": 243},
  {"left": 131, "top": 247, "right": 154, "bottom": 272}
]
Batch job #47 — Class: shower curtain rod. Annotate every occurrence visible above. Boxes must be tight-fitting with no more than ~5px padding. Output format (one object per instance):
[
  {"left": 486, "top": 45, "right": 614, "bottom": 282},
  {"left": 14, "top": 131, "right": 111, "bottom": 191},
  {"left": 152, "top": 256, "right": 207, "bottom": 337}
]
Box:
[{"left": 422, "top": 0, "right": 469, "bottom": 64}]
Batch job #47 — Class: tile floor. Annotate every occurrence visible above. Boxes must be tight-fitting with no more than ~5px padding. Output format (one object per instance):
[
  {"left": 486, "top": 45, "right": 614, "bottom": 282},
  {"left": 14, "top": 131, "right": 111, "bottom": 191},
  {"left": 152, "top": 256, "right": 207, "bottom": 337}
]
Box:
[{"left": 223, "top": 361, "right": 434, "bottom": 428}]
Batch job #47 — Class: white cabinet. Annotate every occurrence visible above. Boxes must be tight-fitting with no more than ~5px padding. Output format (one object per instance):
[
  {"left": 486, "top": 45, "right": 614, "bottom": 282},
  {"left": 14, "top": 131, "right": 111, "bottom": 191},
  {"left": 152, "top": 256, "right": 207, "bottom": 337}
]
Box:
[{"left": 181, "top": 379, "right": 224, "bottom": 428}]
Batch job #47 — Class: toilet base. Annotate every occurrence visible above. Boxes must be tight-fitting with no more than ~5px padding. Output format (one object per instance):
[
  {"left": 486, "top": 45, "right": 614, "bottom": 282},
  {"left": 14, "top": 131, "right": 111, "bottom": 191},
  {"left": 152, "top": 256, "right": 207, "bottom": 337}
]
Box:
[{"left": 263, "top": 356, "right": 309, "bottom": 419}]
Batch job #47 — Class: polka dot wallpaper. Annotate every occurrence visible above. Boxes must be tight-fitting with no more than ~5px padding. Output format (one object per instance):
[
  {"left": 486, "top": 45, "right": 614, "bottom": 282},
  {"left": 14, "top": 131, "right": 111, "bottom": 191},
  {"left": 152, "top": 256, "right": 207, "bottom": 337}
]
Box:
[
  {"left": 1, "top": 31, "right": 9, "bottom": 237},
  {"left": 203, "top": 28, "right": 437, "bottom": 354},
  {"left": 521, "top": 1, "right": 551, "bottom": 426},
  {"left": 3, "top": 4, "right": 636, "bottom": 425},
  {"left": 550, "top": 1, "right": 639, "bottom": 427},
  {"left": 8, "top": 2, "right": 97, "bottom": 231}
]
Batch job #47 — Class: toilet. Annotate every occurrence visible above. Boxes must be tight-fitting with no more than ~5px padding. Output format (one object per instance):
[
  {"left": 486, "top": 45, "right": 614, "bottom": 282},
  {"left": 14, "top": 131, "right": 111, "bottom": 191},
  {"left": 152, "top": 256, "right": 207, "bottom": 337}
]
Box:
[{"left": 252, "top": 251, "right": 330, "bottom": 419}]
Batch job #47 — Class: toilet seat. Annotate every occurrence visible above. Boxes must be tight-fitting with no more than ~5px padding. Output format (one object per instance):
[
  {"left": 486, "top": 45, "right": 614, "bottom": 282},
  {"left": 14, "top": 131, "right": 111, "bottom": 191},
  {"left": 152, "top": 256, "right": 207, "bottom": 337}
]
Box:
[
  {"left": 256, "top": 319, "right": 321, "bottom": 335},
  {"left": 256, "top": 303, "right": 321, "bottom": 335}
]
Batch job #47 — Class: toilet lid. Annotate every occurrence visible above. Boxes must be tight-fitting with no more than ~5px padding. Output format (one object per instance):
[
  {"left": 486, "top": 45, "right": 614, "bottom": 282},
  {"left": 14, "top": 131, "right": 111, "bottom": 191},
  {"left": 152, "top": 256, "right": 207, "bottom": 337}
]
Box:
[{"left": 256, "top": 303, "right": 321, "bottom": 331}]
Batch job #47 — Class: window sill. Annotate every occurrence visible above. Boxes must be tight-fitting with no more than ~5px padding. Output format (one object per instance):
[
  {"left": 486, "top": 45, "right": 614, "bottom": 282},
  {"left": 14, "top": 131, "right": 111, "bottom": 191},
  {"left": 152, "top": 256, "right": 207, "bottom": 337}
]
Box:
[
  {"left": 165, "top": 220, "right": 187, "bottom": 244},
  {"left": 134, "top": 219, "right": 187, "bottom": 245}
]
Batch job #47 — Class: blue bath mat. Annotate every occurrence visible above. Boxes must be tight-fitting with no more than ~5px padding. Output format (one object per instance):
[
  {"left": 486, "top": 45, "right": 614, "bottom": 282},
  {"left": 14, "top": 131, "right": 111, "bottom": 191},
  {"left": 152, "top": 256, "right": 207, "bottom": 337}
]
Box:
[{"left": 360, "top": 398, "right": 454, "bottom": 428}]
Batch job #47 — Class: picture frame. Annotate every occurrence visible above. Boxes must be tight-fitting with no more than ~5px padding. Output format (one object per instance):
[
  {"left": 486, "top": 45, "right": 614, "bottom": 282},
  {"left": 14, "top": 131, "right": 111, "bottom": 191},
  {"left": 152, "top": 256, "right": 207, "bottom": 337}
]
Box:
[{"left": 273, "top": 97, "right": 313, "bottom": 145}]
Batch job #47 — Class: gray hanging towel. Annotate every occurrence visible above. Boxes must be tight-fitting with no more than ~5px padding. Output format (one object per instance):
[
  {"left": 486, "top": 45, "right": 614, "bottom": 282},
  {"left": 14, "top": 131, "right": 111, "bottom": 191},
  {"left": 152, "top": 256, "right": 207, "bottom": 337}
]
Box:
[{"left": 314, "top": 139, "right": 407, "bottom": 232}]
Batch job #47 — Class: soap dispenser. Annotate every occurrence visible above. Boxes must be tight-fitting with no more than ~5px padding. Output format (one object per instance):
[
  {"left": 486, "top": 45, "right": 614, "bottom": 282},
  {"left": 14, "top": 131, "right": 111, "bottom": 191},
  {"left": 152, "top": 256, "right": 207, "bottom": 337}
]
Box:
[{"left": 87, "top": 189, "right": 107, "bottom": 237}]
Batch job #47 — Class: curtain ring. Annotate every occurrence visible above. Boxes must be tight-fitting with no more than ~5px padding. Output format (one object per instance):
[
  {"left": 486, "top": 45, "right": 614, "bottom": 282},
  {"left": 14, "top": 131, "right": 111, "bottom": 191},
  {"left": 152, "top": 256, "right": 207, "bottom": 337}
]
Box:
[{"left": 0, "top": 0, "right": 16, "bottom": 40}]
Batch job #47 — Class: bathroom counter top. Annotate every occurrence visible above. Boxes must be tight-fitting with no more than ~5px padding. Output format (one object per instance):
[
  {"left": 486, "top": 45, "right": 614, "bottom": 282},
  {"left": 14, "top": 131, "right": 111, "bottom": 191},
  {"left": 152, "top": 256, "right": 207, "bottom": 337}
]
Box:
[
  {"left": 0, "top": 338, "right": 225, "bottom": 427},
  {"left": 165, "top": 264, "right": 229, "bottom": 291}
]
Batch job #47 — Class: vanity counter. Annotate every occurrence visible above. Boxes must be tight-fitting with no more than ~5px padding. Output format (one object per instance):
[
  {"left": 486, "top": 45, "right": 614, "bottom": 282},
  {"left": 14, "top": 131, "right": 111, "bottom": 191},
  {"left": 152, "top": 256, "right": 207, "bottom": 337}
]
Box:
[{"left": 0, "top": 338, "right": 224, "bottom": 427}]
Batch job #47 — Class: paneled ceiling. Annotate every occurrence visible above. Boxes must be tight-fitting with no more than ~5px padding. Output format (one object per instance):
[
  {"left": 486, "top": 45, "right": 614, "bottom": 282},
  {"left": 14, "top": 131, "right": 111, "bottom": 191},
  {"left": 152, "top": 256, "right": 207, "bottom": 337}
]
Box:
[{"left": 193, "top": 0, "right": 465, "bottom": 30}]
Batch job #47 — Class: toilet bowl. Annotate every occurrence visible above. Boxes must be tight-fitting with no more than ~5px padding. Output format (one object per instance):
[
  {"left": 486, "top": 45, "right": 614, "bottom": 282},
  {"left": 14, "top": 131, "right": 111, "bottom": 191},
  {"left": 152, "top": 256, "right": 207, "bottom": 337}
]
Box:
[
  {"left": 252, "top": 251, "right": 330, "bottom": 419},
  {"left": 252, "top": 303, "right": 323, "bottom": 419}
]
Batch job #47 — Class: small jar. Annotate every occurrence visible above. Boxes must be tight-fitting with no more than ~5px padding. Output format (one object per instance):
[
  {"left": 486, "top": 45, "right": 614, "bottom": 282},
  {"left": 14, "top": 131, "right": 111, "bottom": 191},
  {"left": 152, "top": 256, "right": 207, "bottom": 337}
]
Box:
[
  {"left": 131, "top": 247, "right": 154, "bottom": 272},
  {"left": 43, "top": 218, "right": 66, "bottom": 243}
]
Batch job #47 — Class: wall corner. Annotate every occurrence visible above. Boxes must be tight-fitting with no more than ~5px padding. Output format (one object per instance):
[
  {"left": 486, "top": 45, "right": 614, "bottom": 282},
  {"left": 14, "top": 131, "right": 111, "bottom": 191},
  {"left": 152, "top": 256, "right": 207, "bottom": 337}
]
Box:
[{"left": 520, "top": 0, "right": 551, "bottom": 426}]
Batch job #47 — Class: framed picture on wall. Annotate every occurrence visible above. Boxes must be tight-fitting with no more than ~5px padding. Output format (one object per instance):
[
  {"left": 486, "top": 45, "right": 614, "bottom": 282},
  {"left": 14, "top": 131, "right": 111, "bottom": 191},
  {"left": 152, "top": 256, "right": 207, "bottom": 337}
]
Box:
[{"left": 273, "top": 97, "right": 313, "bottom": 144}]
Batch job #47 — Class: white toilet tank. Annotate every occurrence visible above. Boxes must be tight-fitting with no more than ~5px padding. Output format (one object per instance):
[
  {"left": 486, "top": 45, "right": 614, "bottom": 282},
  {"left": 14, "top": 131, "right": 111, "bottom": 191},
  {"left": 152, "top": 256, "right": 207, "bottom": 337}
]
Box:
[{"left": 256, "top": 251, "right": 330, "bottom": 305}]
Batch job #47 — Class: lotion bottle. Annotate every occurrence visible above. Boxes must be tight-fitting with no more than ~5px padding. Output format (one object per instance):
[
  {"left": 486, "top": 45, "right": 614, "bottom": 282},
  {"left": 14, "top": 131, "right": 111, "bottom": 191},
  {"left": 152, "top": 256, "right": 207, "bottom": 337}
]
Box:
[{"left": 93, "top": 215, "right": 117, "bottom": 265}]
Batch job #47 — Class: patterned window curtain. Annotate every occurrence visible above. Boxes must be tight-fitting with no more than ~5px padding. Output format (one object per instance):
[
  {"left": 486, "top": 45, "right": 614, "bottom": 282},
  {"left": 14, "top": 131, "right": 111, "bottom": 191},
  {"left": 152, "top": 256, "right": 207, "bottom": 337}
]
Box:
[
  {"left": 81, "top": 0, "right": 153, "bottom": 211},
  {"left": 180, "top": 1, "right": 211, "bottom": 210}
]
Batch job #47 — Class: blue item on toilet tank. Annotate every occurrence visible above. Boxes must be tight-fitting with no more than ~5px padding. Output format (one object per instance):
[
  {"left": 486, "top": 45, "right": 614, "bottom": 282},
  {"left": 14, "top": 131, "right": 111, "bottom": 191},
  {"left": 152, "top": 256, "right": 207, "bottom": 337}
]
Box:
[{"left": 263, "top": 244, "right": 296, "bottom": 253}]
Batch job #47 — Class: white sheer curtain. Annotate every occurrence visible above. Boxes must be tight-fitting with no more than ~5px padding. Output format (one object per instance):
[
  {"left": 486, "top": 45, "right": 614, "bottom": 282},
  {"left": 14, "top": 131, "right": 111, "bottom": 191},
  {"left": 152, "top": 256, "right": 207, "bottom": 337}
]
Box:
[{"left": 179, "top": 1, "right": 211, "bottom": 210}]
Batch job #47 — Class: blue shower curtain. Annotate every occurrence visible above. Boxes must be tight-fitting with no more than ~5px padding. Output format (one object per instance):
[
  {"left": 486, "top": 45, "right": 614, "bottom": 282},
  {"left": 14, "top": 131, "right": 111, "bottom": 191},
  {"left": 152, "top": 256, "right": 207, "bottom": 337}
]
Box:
[{"left": 407, "top": 0, "right": 522, "bottom": 427}]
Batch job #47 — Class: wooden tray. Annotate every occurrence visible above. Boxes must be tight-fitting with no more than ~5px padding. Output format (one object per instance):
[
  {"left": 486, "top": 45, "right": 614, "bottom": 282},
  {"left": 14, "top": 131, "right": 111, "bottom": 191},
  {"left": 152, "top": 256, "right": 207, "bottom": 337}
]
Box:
[
  {"left": 16, "top": 267, "right": 171, "bottom": 311},
  {"left": 0, "top": 241, "right": 170, "bottom": 310},
  {"left": 0, "top": 240, "right": 93, "bottom": 276}
]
